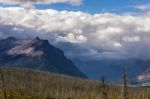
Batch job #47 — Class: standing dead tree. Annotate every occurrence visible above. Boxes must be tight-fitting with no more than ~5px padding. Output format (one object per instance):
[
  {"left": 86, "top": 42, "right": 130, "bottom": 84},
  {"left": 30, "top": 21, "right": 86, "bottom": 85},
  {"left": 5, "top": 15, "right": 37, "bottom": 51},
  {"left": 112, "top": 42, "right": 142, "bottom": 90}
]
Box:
[
  {"left": 0, "top": 68, "right": 7, "bottom": 99},
  {"left": 101, "top": 76, "right": 108, "bottom": 99},
  {"left": 123, "top": 69, "right": 128, "bottom": 99}
]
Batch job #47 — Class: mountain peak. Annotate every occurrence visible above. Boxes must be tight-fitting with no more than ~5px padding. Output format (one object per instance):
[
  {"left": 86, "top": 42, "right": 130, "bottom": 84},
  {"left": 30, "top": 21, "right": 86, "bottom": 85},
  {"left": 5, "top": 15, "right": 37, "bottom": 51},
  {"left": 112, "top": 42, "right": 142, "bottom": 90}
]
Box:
[
  {"left": 35, "top": 36, "right": 40, "bottom": 40},
  {"left": 0, "top": 37, "right": 86, "bottom": 78}
]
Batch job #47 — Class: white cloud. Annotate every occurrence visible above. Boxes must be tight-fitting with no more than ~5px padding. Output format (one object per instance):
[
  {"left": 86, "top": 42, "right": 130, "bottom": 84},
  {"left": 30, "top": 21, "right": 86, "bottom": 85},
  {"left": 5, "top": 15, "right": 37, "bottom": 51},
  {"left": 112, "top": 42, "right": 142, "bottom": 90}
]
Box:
[
  {"left": 123, "top": 36, "right": 140, "bottom": 42},
  {"left": 0, "top": 0, "right": 82, "bottom": 6},
  {"left": 57, "top": 33, "right": 87, "bottom": 43},
  {"left": 0, "top": 7, "right": 150, "bottom": 60},
  {"left": 135, "top": 4, "right": 150, "bottom": 11}
]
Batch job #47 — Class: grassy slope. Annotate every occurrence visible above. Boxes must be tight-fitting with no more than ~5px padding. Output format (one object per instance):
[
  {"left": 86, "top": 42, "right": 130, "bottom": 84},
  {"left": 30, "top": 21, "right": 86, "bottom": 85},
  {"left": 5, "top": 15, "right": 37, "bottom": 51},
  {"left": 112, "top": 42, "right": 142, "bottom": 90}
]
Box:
[{"left": 0, "top": 68, "right": 149, "bottom": 99}]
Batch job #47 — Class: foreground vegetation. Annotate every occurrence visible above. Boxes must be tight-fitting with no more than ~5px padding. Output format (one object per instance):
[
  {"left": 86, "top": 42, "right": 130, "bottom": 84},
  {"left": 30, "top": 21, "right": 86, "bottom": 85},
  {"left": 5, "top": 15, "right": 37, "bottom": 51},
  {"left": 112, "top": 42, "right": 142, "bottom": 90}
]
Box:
[{"left": 0, "top": 68, "right": 149, "bottom": 99}]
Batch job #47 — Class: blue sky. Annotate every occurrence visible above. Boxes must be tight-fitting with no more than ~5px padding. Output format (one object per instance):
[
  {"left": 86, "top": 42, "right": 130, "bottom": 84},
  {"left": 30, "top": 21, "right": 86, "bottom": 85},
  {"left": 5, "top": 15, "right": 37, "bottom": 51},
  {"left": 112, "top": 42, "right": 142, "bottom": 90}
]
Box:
[
  {"left": 0, "top": 0, "right": 150, "bottom": 14},
  {"left": 35, "top": 0, "right": 149, "bottom": 14}
]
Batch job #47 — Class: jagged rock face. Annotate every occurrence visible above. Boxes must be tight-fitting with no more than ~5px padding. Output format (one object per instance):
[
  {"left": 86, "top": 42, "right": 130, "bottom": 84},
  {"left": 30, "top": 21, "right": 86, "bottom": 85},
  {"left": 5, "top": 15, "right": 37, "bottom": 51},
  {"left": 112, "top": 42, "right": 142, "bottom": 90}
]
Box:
[{"left": 0, "top": 37, "right": 86, "bottom": 78}]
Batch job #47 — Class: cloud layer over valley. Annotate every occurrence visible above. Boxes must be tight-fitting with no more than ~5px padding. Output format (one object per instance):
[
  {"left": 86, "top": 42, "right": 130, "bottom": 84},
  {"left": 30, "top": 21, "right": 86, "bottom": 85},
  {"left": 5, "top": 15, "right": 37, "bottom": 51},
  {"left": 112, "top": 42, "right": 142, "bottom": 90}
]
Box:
[{"left": 0, "top": 6, "right": 150, "bottom": 61}]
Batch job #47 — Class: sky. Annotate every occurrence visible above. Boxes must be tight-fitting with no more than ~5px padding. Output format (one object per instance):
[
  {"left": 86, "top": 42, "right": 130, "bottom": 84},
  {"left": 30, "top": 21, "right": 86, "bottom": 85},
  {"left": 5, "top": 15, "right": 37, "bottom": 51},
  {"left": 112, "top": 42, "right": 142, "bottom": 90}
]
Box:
[
  {"left": 0, "top": 0, "right": 150, "bottom": 61},
  {"left": 1, "top": 0, "right": 150, "bottom": 13},
  {"left": 35, "top": 0, "right": 150, "bottom": 14}
]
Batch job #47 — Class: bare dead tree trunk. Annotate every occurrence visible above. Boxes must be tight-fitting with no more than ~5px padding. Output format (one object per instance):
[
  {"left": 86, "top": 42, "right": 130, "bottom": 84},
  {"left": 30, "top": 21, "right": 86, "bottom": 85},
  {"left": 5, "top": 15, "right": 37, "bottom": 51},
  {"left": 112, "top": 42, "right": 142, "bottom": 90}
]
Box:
[
  {"left": 123, "top": 69, "right": 128, "bottom": 99},
  {"left": 0, "top": 68, "right": 7, "bottom": 99},
  {"left": 101, "top": 76, "right": 108, "bottom": 99}
]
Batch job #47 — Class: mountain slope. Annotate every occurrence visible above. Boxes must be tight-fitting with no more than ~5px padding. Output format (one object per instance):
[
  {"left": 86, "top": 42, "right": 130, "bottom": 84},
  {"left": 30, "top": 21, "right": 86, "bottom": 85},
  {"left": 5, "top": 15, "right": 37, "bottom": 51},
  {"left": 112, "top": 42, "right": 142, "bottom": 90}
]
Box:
[
  {"left": 75, "top": 59, "right": 150, "bottom": 81},
  {"left": 137, "top": 68, "right": 150, "bottom": 86},
  {"left": 138, "top": 68, "right": 150, "bottom": 81},
  {"left": 0, "top": 37, "right": 86, "bottom": 78}
]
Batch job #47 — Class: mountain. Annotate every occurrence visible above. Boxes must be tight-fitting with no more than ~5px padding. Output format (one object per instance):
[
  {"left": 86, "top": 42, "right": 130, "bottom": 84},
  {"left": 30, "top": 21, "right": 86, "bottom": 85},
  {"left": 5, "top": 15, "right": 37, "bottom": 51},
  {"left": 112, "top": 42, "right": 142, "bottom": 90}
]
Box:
[
  {"left": 74, "top": 59, "right": 150, "bottom": 81},
  {"left": 137, "top": 68, "right": 150, "bottom": 86},
  {"left": 138, "top": 68, "right": 150, "bottom": 81},
  {"left": 0, "top": 37, "right": 86, "bottom": 78}
]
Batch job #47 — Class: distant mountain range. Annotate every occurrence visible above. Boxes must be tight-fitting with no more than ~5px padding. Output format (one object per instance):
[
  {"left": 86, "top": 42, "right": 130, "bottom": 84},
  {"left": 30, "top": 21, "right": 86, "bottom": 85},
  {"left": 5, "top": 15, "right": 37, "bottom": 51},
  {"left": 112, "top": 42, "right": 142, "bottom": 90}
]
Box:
[
  {"left": 0, "top": 37, "right": 86, "bottom": 78},
  {"left": 0, "top": 37, "right": 149, "bottom": 84},
  {"left": 74, "top": 59, "right": 150, "bottom": 83}
]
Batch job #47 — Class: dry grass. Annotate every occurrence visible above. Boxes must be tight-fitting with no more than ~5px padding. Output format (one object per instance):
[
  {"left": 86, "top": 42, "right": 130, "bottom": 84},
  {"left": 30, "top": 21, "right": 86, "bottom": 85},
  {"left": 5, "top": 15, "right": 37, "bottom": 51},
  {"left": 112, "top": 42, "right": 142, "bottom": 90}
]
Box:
[{"left": 0, "top": 68, "right": 149, "bottom": 99}]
